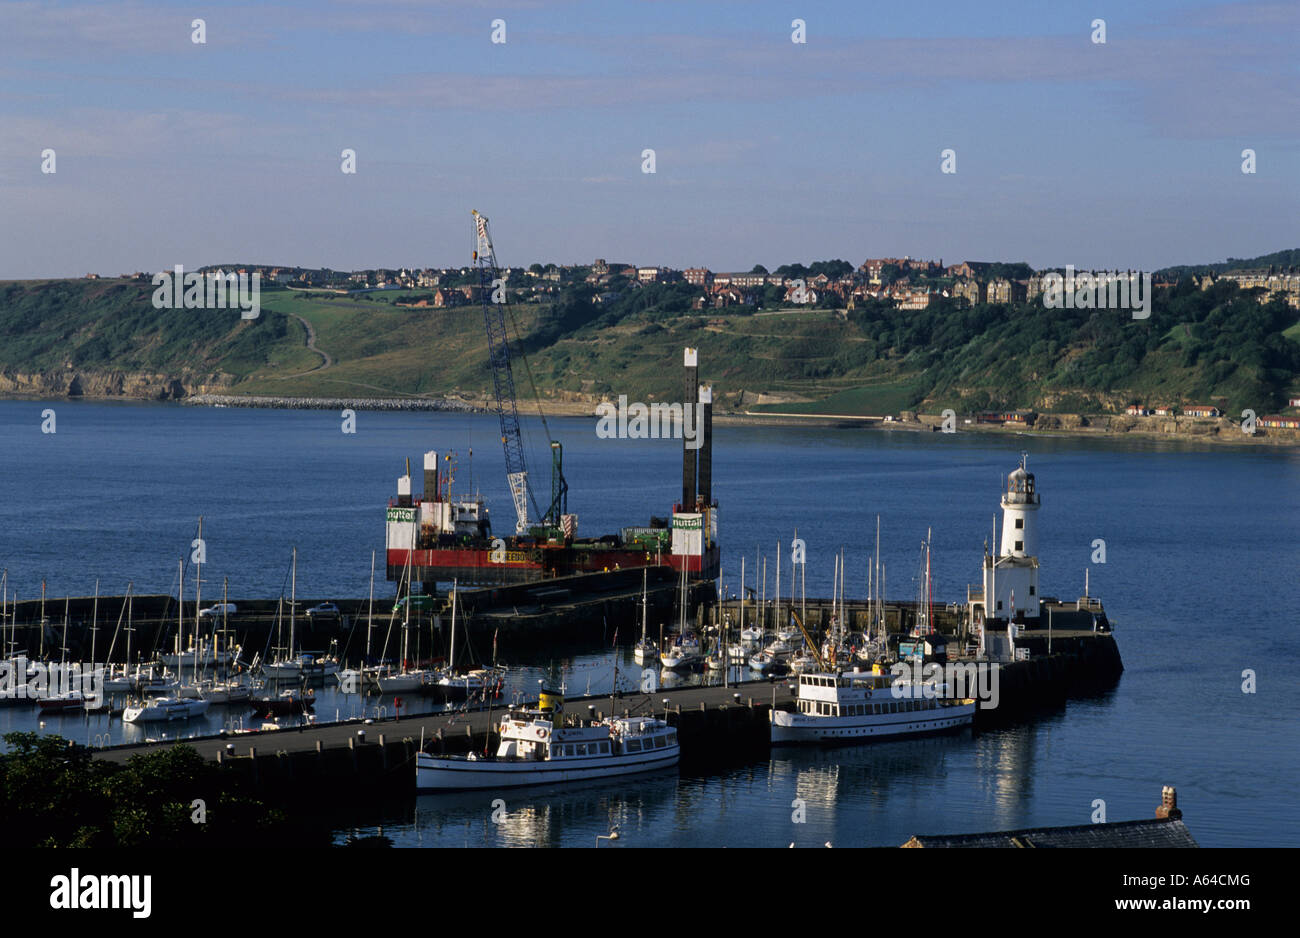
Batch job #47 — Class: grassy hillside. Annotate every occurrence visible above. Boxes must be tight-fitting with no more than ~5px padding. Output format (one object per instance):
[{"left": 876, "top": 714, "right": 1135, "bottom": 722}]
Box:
[{"left": 1, "top": 275, "right": 1298, "bottom": 416}]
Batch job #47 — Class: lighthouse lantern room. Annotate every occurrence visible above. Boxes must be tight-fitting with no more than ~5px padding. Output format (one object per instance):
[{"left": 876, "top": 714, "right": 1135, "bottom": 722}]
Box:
[{"left": 982, "top": 453, "right": 1041, "bottom": 625}]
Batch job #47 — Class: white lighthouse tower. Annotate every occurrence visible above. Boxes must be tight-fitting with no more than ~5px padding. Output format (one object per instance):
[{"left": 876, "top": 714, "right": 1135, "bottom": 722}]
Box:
[{"left": 982, "top": 454, "right": 1041, "bottom": 624}]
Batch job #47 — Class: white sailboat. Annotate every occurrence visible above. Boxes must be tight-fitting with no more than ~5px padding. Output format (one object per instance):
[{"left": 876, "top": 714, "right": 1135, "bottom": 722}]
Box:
[
  {"left": 376, "top": 526, "right": 431, "bottom": 692},
  {"left": 632, "top": 569, "right": 657, "bottom": 665},
  {"left": 338, "top": 550, "right": 377, "bottom": 692},
  {"left": 431, "top": 579, "right": 500, "bottom": 700}
]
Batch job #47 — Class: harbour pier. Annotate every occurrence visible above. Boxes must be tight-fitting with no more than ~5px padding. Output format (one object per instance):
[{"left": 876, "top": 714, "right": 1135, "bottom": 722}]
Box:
[{"left": 82, "top": 630, "right": 1122, "bottom": 793}]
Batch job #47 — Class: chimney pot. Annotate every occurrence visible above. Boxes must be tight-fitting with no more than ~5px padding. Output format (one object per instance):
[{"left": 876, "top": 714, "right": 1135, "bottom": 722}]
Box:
[{"left": 1156, "top": 785, "right": 1182, "bottom": 820}]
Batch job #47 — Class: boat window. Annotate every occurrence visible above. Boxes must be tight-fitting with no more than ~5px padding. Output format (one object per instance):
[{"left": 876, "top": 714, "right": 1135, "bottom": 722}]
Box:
[
  {"left": 599, "top": 742, "right": 610, "bottom": 754},
  {"left": 666, "top": 732, "right": 676, "bottom": 745},
  {"left": 626, "top": 739, "right": 641, "bottom": 752},
  {"left": 576, "top": 743, "right": 587, "bottom": 756},
  {"left": 653, "top": 736, "right": 666, "bottom": 749}
]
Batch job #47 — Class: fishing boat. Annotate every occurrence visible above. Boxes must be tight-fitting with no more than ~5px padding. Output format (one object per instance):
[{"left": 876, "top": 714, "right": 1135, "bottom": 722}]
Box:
[
  {"left": 770, "top": 666, "right": 975, "bottom": 745},
  {"left": 415, "top": 687, "right": 678, "bottom": 791},
  {"left": 123, "top": 696, "right": 211, "bottom": 723}
]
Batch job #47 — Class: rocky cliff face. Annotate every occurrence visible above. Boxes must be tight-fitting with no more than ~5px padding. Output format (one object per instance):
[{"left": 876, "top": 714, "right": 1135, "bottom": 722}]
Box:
[{"left": 0, "top": 369, "right": 232, "bottom": 400}]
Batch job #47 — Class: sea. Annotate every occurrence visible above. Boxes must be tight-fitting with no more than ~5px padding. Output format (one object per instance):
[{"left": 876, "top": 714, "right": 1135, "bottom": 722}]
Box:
[{"left": 0, "top": 399, "right": 1296, "bottom": 847}]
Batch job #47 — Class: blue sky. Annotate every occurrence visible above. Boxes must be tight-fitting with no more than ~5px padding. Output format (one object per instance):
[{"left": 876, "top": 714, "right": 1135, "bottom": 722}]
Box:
[{"left": 1, "top": 0, "right": 1296, "bottom": 278}]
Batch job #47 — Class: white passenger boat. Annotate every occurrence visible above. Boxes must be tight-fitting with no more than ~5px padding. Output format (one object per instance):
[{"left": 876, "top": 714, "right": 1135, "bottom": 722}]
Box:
[
  {"left": 123, "top": 696, "right": 211, "bottom": 723},
  {"left": 771, "top": 668, "right": 975, "bottom": 745},
  {"left": 415, "top": 690, "right": 679, "bottom": 791}
]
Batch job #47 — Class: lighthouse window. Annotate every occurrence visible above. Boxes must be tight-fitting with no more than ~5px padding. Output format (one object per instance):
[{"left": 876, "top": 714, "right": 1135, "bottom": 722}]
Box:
[
  {"left": 1015, "top": 540, "right": 1024, "bottom": 551},
  {"left": 1029, "top": 586, "right": 1036, "bottom": 596},
  {"left": 996, "top": 600, "right": 1003, "bottom": 610},
  {"left": 1015, "top": 519, "right": 1023, "bottom": 529}
]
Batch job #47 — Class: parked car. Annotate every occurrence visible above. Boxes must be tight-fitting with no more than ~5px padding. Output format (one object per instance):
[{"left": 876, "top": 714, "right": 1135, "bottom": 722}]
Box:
[
  {"left": 305, "top": 602, "right": 340, "bottom": 619},
  {"left": 198, "top": 603, "right": 238, "bottom": 618}
]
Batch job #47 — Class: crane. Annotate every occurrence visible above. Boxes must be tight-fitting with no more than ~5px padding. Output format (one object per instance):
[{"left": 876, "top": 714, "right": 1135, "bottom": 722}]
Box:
[{"left": 472, "top": 210, "right": 568, "bottom": 535}]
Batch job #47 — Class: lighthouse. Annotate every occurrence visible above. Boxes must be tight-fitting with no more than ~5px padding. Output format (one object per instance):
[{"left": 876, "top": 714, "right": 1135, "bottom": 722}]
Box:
[{"left": 982, "top": 454, "right": 1041, "bottom": 624}]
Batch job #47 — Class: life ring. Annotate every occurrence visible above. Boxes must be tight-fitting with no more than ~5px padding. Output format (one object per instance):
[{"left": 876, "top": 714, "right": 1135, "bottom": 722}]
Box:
[{"left": 538, "top": 728, "right": 549, "bottom": 739}]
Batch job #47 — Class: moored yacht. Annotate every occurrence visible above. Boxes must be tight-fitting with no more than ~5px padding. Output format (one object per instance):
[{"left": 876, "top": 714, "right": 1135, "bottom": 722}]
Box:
[
  {"left": 770, "top": 667, "right": 975, "bottom": 745},
  {"left": 415, "top": 690, "right": 679, "bottom": 791},
  {"left": 123, "top": 696, "right": 211, "bottom": 723}
]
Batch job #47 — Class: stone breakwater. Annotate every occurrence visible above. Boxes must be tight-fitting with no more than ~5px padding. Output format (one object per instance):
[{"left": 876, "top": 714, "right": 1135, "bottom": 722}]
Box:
[{"left": 185, "top": 394, "right": 483, "bottom": 412}]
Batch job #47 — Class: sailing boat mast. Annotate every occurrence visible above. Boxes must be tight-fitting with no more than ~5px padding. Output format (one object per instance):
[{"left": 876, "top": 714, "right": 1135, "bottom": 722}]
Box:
[
  {"left": 366, "top": 549, "right": 376, "bottom": 662},
  {"left": 874, "top": 515, "right": 881, "bottom": 633},
  {"left": 177, "top": 558, "right": 184, "bottom": 666},
  {"left": 775, "top": 540, "right": 781, "bottom": 635},
  {"left": 126, "top": 584, "right": 134, "bottom": 673},
  {"left": 926, "top": 527, "right": 934, "bottom": 637},
  {"left": 739, "top": 556, "right": 745, "bottom": 633},
  {"left": 639, "top": 568, "right": 648, "bottom": 646},
  {"left": 195, "top": 516, "right": 203, "bottom": 670},
  {"left": 222, "top": 577, "right": 230, "bottom": 669},
  {"left": 289, "top": 546, "right": 297, "bottom": 662},
  {"left": 90, "top": 579, "right": 99, "bottom": 668},
  {"left": 449, "top": 578, "right": 458, "bottom": 674}
]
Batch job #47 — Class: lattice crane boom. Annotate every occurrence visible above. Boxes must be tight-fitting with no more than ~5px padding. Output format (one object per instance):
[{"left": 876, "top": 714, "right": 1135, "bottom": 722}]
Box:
[{"left": 473, "top": 210, "right": 535, "bottom": 533}]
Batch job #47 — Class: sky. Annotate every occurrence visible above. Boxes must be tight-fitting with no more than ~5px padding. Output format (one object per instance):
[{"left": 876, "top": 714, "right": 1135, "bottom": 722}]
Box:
[{"left": 1, "top": 0, "right": 1297, "bottom": 278}]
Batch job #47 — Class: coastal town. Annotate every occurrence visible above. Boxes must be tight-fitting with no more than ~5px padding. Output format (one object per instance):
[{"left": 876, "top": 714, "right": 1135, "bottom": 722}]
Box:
[{"left": 89, "top": 256, "right": 1300, "bottom": 313}]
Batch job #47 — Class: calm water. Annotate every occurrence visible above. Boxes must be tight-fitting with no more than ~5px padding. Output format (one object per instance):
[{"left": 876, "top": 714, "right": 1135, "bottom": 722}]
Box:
[{"left": 1, "top": 399, "right": 1297, "bottom": 846}]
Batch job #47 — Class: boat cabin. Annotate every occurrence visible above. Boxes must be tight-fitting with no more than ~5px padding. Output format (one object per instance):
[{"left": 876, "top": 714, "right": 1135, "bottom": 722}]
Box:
[
  {"left": 495, "top": 710, "right": 677, "bottom": 761},
  {"left": 792, "top": 670, "right": 942, "bottom": 718}
]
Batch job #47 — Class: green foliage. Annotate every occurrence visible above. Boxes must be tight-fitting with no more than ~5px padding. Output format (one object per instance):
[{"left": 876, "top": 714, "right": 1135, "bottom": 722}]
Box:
[
  {"left": 0, "top": 732, "right": 318, "bottom": 847},
  {"left": 0, "top": 280, "right": 305, "bottom": 378},
  {"left": 2, "top": 271, "right": 1297, "bottom": 416},
  {"left": 1158, "top": 248, "right": 1300, "bottom": 278}
]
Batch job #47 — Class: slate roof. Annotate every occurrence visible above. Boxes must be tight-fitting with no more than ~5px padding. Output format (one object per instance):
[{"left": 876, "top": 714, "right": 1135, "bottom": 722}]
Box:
[{"left": 902, "top": 818, "right": 1198, "bottom": 848}]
